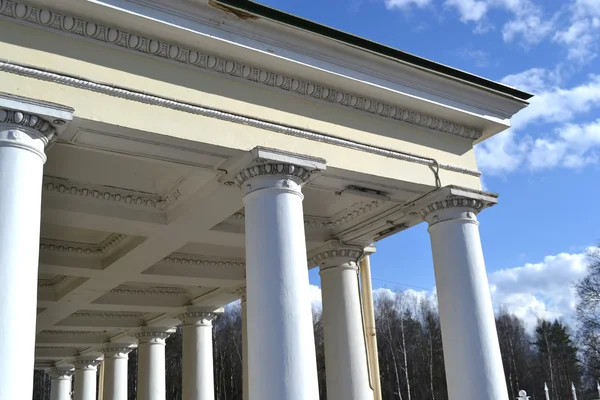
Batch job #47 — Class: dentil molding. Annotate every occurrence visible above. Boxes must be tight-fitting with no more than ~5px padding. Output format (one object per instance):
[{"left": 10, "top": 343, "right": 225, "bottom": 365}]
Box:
[
  {"left": 0, "top": 61, "right": 481, "bottom": 178},
  {"left": 418, "top": 197, "right": 486, "bottom": 219},
  {"left": 110, "top": 287, "right": 185, "bottom": 297},
  {"left": 308, "top": 248, "right": 363, "bottom": 267},
  {"left": 72, "top": 311, "right": 150, "bottom": 319},
  {"left": 38, "top": 275, "right": 71, "bottom": 289},
  {"left": 0, "top": 0, "right": 482, "bottom": 141},
  {"left": 234, "top": 163, "right": 314, "bottom": 187}
]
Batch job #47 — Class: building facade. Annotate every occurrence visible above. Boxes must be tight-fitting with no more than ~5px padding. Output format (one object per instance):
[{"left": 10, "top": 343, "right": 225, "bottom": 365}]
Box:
[{"left": 0, "top": 0, "right": 532, "bottom": 399}]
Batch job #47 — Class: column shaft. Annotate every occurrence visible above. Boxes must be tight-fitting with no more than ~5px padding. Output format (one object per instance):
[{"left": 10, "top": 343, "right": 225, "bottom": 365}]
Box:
[
  {"left": 320, "top": 262, "right": 372, "bottom": 400},
  {"left": 0, "top": 120, "right": 46, "bottom": 399},
  {"left": 182, "top": 314, "right": 215, "bottom": 400},
  {"left": 426, "top": 206, "right": 507, "bottom": 400},
  {"left": 241, "top": 165, "right": 320, "bottom": 400},
  {"left": 103, "top": 348, "right": 131, "bottom": 400},
  {"left": 73, "top": 361, "right": 98, "bottom": 400},
  {"left": 241, "top": 296, "right": 249, "bottom": 400},
  {"left": 50, "top": 369, "right": 73, "bottom": 400},
  {"left": 136, "top": 331, "right": 169, "bottom": 400}
]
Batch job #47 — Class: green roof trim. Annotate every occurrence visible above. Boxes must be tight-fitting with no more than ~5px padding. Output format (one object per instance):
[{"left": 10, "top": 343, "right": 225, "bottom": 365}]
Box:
[{"left": 214, "top": 0, "right": 533, "bottom": 101}]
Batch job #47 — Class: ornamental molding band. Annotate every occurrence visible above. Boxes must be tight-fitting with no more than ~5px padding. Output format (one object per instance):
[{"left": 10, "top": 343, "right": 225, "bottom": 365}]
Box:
[
  {"left": 50, "top": 367, "right": 74, "bottom": 378},
  {"left": 102, "top": 346, "right": 133, "bottom": 355},
  {"left": 0, "top": 1, "right": 482, "bottom": 141},
  {"left": 110, "top": 287, "right": 186, "bottom": 297},
  {"left": 162, "top": 254, "right": 245, "bottom": 268},
  {"left": 234, "top": 163, "right": 314, "bottom": 187},
  {"left": 40, "top": 330, "right": 103, "bottom": 336},
  {"left": 0, "top": 108, "right": 56, "bottom": 143},
  {"left": 72, "top": 311, "right": 150, "bottom": 319},
  {"left": 179, "top": 311, "right": 219, "bottom": 322},
  {"left": 71, "top": 359, "right": 101, "bottom": 369},
  {"left": 39, "top": 234, "right": 127, "bottom": 256},
  {"left": 42, "top": 177, "right": 180, "bottom": 210},
  {"left": 0, "top": 61, "right": 481, "bottom": 178},
  {"left": 38, "top": 275, "right": 71, "bottom": 289},
  {"left": 133, "top": 330, "right": 171, "bottom": 341},
  {"left": 232, "top": 199, "right": 385, "bottom": 229}
]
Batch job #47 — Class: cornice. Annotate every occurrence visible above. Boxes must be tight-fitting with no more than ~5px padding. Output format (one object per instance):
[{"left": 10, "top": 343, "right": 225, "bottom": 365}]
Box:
[
  {"left": 0, "top": 61, "right": 481, "bottom": 177},
  {"left": 134, "top": 330, "right": 171, "bottom": 341},
  {"left": 110, "top": 287, "right": 185, "bottom": 297},
  {"left": 39, "top": 234, "right": 127, "bottom": 256},
  {"left": 0, "top": 107, "right": 56, "bottom": 142},
  {"left": 42, "top": 177, "right": 175, "bottom": 210},
  {"left": 0, "top": 1, "right": 482, "bottom": 141},
  {"left": 234, "top": 163, "right": 313, "bottom": 187},
  {"left": 162, "top": 254, "right": 245, "bottom": 268},
  {"left": 232, "top": 199, "right": 385, "bottom": 229}
]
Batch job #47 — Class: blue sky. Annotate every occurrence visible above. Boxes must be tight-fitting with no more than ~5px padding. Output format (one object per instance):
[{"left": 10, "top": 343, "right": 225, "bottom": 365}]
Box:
[{"left": 258, "top": 0, "right": 600, "bottom": 329}]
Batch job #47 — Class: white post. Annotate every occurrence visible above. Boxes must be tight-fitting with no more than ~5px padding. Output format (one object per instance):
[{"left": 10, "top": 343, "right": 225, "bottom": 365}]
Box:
[
  {"left": 572, "top": 382, "right": 577, "bottom": 400},
  {"left": 50, "top": 368, "right": 74, "bottom": 400},
  {"left": 317, "top": 247, "right": 372, "bottom": 400},
  {"left": 597, "top": 381, "right": 599, "bottom": 399},
  {"left": 0, "top": 100, "right": 71, "bottom": 400},
  {"left": 237, "top": 156, "right": 324, "bottom": 400},
  {"left": 73, "top": 358, "right": 100, "bottom": 400},
  {"left": 102, "top": 346, "right": 132, "bottom": 400},
  {"left": 544, "top": 382, "right": 550, "bottom": 400},
  {"left": 241, "top": 290, "right": 249, "bottom": 400},
  {"left": 419, "top": 192, "right": 507, "bottom": 400},
  {"left": 135, "top": 329, "right": 171, "bottom": 400},
  {"left": 180, "top": 311, "right": 219, "bottom": 400}
]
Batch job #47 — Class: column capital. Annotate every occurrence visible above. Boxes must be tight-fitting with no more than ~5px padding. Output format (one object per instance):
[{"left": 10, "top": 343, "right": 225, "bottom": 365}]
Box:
[
  {"left": 49, "top": 367, "right": 74, "bottom": 379},
  {"left": 134, "top": 327, "right": 173, "bottom": 343},
  {"left": 72, "top": 357, "right": 101, "bottom": 371},
  {"left": 412, "top": 186, "right": 498, "bottom": 225},
  {"left": 101, "top": 344, "right": 134, "bottom": 359},
  {"left": 0, "top": 93, "right": 74, "bottom": 159},
  {"left": 310, "top": 241, "right": 376, "bottom": 269},
  {"left": 228, "top": 147, "right": 326, "bottom": 195},
  {"left": 179, "top": 307, "right": 223, "bottom": 326}
]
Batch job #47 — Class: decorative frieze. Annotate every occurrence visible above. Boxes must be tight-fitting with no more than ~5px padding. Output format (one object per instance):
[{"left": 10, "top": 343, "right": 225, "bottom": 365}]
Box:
[
  {"left": 37, "top": 275, "right": 70, "bottom": 288},
  {"left": 109, "top": 287, "right": 185, "bottom": 297},
  {"left": 40, "top": 330, "right": 101, "bottom": 336},
  {"left": 72, "top": 311, "right": 150, "bottom": 319},
  {"left": 134, "top": 330, "right": 171, "bottom": 342},
  {"left": 0, "top": 61, "right": 481, "bottom": 177},
  {"left": 71, "top": 358, "right": 101, "bottom": 370},
  {"left": 0, "top": 1, "right": 482, "bottom": 140},
  {"left": 162, "top": 255, "right": 245, "bottom": 268},
  {"left": 39, "top": 234, "right": 127, "bottom": 256}
]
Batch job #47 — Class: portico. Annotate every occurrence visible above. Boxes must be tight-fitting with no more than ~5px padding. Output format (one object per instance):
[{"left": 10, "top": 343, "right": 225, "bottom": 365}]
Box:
[{"left": 0, "top": 0, "right": 531, "bottom": 399}]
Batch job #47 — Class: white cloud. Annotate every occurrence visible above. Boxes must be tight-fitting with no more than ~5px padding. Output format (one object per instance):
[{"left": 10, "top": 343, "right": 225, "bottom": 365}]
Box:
[
  {"left": 476, "top": 69, "right": 600, "bottom": 174},
  {"left": 488, "top": 249, "right": 590, "bottom": 330},
  {"left": 308, "top": 284, "right": 323, "bottom": 308},
  {"left": 444, "top": 0, "right": 554, "bottom": 44},
  {"left": 445, "top": 0, "right": 489, "bottom": 22},
  {"left": 384, "top": 0, "right": 432, "bottom": 10}
]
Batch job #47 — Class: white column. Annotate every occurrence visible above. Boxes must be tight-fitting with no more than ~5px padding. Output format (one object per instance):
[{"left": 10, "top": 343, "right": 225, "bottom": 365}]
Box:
[
  {"left": 73, "top": 358, "right": 100, "bottom": 400},
  {"left": 102, "top": 346, "right": 132, "bottom": 400},
  {"left": 237, "top": 159, "right": 322, "bottom": 400},
  {"left": 241, "top": 291, "right": 249, "bottom": 400},
  {"left": 50, "top": 368, "right": 74, "bottom": 400},
  {"left": 135, "top": 329, "right": 170, "bottom": 400},
  {"left": 420, "top": 196, "right": 508, "bottom": 400},
  {"left": 180, "top": 311, "right": 218, "bottom": 400},
  {"left": 318, "top": 249, "right": 372, "bottom": 400},
  {"left": 0, "top": 105, "right": 67, "bottom": 399}
]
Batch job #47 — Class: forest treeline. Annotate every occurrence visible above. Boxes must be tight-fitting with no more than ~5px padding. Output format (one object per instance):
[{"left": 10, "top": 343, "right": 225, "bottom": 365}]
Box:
[{"left": 32, "top": 246, "right": 600, "bottom": 400}]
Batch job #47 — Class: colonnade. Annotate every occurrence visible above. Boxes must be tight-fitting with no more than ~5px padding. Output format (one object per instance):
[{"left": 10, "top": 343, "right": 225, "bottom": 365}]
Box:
[{"left": 1, "top": 98, "right": 509, "bottom": 400}]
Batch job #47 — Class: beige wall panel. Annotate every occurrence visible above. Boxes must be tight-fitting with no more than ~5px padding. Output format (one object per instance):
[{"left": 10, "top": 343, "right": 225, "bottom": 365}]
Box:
[
  {"left": 0, "top": 21, "right": 480, "bottom": 172},
  {"left": 1, "top": 70, "right": 481, "bottom": 190}
]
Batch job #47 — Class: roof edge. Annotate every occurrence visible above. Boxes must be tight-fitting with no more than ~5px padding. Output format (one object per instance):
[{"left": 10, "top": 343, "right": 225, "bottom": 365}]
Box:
[{"left": 213, "top": 0, "right": 533, "bottom": 102}]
